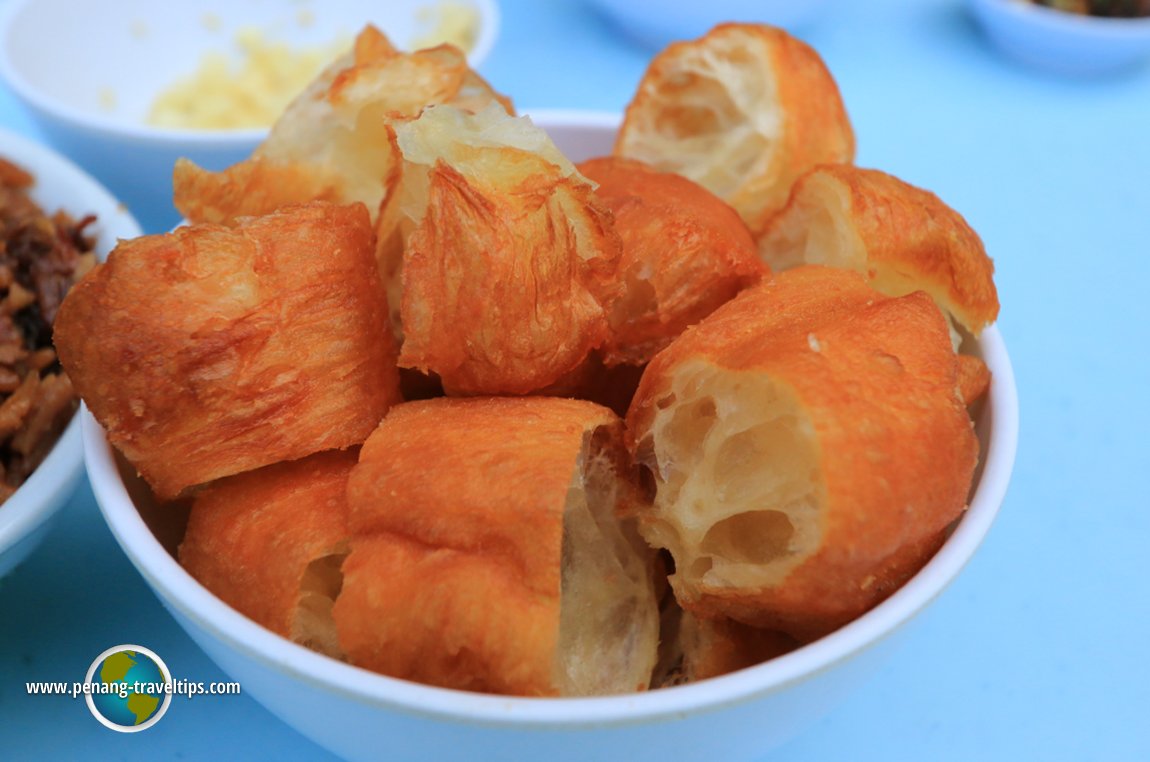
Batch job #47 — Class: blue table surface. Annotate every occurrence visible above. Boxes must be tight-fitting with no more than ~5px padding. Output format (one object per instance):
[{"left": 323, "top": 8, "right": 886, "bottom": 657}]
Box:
[{"left": 2, "top": 0, "right": 1148, "bottom": 759}]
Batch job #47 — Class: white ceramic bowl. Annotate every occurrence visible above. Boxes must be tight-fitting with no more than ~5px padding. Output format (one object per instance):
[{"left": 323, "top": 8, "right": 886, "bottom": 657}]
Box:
[
  {"left": 0, "top": 127, "right": 142, "bottom": 579},
  {"left": 967, "top": 0, "right": 1150, "bottom": 75},
  {"left": 83, "top": 111, "right": 1018, "bottom": 762},
  {"left": 0, "top": 0, "right": 500, "bottom": 231},
  {"left": 581, "top": 0, "right": 833, "bottom": 49}
]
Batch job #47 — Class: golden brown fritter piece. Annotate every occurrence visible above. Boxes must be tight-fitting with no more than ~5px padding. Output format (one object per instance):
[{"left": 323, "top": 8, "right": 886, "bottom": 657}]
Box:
[
  {"left": 615, "top": 23, "right": 854, "bottom": 235},
  {"left": 334, "top": 396, "right": 659, "bottom": 696},
  {"left": 55, "top": 201, "right": 401, "bottom": 499},
  {"left": 578, "top": 156, "right": 765, "bottom": 366},
  {"left": 173, "top": 25, "right": 513, "bottom": 227},
  {"left": 627, "top": 266, "right": 979, "bottom": 641},
  {"left": 179, "top": 449, "right": 356, "bottom": 658},
  {"left": 757, "top": 164, "right": 1000, "bottom": 336},
  {"left": 392, "top": 106, "right": 621, "bottom": 395},
  {"left": 678, "top": 613, "right": 799, "bottom": 682},
  {"left": 957, "top": 353, "right": 992, "bottom": 406}
]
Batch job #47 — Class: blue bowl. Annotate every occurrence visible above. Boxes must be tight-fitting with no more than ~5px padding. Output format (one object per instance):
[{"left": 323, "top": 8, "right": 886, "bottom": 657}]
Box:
[{"left": 968, "top": 0, "right": 1150, "bottom": 75}]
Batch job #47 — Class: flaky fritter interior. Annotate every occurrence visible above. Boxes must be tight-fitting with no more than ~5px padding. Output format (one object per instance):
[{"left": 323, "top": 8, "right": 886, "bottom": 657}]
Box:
[
  {"left": 557, "top": 426, "right": 659, "bottom": 695},
  {"left": 615, "top": 23, "right": 854, "bottom": 234}
]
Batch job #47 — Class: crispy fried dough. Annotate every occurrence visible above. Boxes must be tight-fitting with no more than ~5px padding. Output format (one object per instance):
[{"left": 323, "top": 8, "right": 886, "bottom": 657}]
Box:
[
  {"left": 392, "top": 106, "right": 621, "bottom": 395},
  {"left": 55, "top": 202, "right": 401, "bottom": 499},
  {"left": 334, "top": 396, "right": 659, "bottom": 696},
  {"left": 179, "top": 449, "right": 356, "bottom": 658},
  {"left": 678, "top": 613, "right": 799, "bottom": 682},
  {"left": 757, "top": 164, "right": 1000, "bottom": 335},
  {"left": 626, "top": 266, "right": 978, "bottom": 640},
  {"left": 615, "top": 23, "right": 854, "bottom": 235},
  {"left": 173, "top": 25, "right": 512, "bottom": 227},
  {"left": 379, "top": 103, "right": 592, "bottom": 339},
  {"left": 578, "top": 156, "right": 765, "bottom": 366},
  {"left": 957, "top": 353, "right": 992, "bottom": 406}
]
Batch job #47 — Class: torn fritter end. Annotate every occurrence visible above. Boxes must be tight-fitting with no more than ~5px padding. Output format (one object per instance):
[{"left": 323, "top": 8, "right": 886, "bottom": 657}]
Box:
[{"left": 335, "top": 397, "right": 659, "bottom": 696}]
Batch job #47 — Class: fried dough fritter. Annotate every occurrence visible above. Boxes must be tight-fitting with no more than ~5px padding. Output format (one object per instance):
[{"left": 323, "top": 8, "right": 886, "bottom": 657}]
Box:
[
  {"left": 615, "top": 23, "right": 854, "bottom": 235},
  {"left": 392, "top": 106, "right": 621, "bottom": 395},
  {"left": 179, "top": 449, "right": 357, "bottom": 658},
  {"left": 757, "top": 164, "right": 1000, "bottom": 336},
  {"left": 55, "top": 201, "right": 401, "bottom": 499},
  {"left": 578, "top": 155, "right": 765, "bottom": 366},
  {"left": 334, "top": 396, "right": 659, "bottom": 696},
  {"left": 627, "top": 266, "right": 978, "bottom": 640}
]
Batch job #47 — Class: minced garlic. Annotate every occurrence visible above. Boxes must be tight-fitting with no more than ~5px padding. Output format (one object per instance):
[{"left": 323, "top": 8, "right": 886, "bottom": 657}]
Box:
[
  {"left": 411, "top": 1, "right": 480, "bottom": 53},
  {"left": 146, "top": 29, "right": 346, "bottom": 130}
]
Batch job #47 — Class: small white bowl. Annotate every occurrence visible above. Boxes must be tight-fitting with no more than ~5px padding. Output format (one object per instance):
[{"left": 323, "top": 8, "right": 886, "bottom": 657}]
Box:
[
  {"left": 0, "top": 127, "right": 142, "bottom": 579},
  {"left": 83, "top": 110, "right": 1019, "bottom": 762},
  {"left": 968, "top": 0, "right": 1150, "bottom": 75},
  {"left": 581, "top": 0, "right": 833, "bottom": 49},
  {"left": 0, "top": 0, "right": 499, "bottom": 231}
]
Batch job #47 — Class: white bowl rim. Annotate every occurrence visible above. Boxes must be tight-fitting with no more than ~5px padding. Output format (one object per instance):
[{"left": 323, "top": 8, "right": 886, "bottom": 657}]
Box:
[
  {"left": 0, "top": 124, "right": 142, "bottom": 563},
  {"left": 83, "top": 110, "right": 1019, "bottom": 728},
  {"left": 0, "top": 123, "right": 146, "bottom": 233},
  {"left": 0, "top": 412, "right": 82, "bottom": 556},
  {"left": 0, "top": 0, "right": 501, "bottom": 147},
  {"left": 969, "top": 0, "right": 1150, "bottom": 36}
]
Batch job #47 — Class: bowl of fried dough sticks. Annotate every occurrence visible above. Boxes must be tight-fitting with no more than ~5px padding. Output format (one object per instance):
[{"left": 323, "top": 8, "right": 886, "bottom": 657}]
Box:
[{"left": 61, "top": 22, "right": 1018, "bottom": 762}]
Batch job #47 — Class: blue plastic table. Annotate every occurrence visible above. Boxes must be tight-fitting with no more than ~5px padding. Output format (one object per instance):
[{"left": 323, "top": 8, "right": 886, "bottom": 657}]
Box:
[{"left": 2, "top": 0, "right": 1147, "bottom": 759}]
